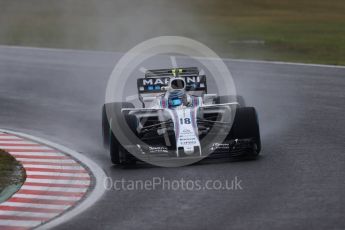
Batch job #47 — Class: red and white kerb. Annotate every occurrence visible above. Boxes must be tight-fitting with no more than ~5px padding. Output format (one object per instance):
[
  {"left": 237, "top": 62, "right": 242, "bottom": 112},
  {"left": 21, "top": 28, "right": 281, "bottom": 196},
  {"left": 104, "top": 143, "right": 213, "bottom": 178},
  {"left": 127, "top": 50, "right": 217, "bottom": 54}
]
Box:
[{"left": 0, "top": 132, "right": 91, "bottom": 230}]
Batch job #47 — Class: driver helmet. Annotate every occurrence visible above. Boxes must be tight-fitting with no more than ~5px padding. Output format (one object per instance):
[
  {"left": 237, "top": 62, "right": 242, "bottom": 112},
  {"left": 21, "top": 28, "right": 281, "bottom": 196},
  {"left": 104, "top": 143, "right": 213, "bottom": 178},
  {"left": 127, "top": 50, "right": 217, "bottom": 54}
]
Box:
[{"left": 167, "top": 78, "right": 186, "bottom": 107}]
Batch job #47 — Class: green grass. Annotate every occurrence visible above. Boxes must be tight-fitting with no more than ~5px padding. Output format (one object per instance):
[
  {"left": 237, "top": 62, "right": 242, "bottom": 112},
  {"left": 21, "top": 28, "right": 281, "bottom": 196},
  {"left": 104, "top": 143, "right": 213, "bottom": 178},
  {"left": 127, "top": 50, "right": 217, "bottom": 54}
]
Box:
[
  {"left": 0, "top": 150, "right": 25, "bottom": 193},
  {"left": 0, "top": 0, "right": 344, "bottom": 65}
]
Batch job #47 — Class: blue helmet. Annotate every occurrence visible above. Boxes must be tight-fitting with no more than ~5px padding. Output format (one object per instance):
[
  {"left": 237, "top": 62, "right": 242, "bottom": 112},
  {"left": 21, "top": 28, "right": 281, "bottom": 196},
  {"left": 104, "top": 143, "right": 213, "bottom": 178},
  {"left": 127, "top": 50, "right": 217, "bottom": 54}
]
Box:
[{"left": 168, "top": 78, "right": 186, "bottom": 108}]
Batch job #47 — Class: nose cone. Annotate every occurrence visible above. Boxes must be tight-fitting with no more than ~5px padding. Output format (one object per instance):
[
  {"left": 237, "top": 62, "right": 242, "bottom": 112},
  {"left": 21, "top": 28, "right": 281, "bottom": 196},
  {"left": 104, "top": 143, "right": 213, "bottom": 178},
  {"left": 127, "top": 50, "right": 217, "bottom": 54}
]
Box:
[{"left": 184, "top": 146, "right": 195, "bottom": 155}]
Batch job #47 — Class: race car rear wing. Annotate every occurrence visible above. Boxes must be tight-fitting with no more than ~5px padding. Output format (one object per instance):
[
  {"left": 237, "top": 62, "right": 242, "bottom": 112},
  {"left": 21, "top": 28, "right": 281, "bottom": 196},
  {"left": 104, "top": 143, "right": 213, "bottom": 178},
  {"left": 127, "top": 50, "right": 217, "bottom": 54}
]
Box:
[
  {"left": 137, "top": 75, "right": 207, "bottom": 93},
  {"left": 144, "top": 67, "right": 199, "bottom": 78},
  {"left": 137, "top": 67, "right": 207, "bottom": 107}
]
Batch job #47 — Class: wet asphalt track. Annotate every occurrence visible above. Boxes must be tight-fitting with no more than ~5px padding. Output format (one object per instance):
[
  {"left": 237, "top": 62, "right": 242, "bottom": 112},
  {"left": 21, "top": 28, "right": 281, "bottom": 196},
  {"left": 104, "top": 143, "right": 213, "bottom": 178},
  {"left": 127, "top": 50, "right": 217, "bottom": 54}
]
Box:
[{"left": 0, "top": 45, "right": 344, "bottom": 230}]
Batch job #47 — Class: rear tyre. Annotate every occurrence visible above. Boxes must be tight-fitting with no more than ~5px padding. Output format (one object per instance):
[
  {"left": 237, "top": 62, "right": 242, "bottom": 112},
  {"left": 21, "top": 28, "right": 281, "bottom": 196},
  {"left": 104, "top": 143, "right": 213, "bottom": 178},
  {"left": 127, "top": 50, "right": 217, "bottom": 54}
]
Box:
[{"left": 215, "top": 95, "right": 246, "bottom": 107}]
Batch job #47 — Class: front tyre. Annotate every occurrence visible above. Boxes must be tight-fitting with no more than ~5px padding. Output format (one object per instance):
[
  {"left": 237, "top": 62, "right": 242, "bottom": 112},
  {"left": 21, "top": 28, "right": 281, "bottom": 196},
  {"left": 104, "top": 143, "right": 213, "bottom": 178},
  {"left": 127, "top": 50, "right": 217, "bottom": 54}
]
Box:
[
  {"left": 102, "top": 104, "right": 110, "bottom": 148},
  {"left": 109, "top": 126, "right": 121, "bottom": 164},
  {"left": 102, "top": 102, "right": 134, "bottom": 149},
  {"left": 110, "top": 119, "right": 136, "bottom": 166},
  {"left": 230, "top": 107, "right": 261, "bottom": 156},
  {"left": 109, "top": 102, "right": 136, "bottom": 166}
]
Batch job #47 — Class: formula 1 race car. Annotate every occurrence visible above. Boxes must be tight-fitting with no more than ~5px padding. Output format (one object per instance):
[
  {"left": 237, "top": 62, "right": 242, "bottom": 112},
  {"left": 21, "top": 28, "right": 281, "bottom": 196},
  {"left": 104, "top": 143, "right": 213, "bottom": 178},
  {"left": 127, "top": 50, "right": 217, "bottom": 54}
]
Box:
[{"left": 102, "top": 67, "right": 261, "bottom": 166}]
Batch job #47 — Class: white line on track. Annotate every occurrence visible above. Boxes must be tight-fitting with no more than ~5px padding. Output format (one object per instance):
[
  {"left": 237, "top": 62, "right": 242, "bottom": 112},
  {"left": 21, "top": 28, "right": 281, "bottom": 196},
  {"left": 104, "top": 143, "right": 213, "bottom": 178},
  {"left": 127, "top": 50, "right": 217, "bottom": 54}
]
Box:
[
  {"left": 0, "top": 210, "right": 58, "bottom": 218},
  {"left": 12, "top": 194, "right": 81, "bottom": 201},
  {"left": 0, "top": 136, "right": 21, "bottom": 139},
  {"left": 25, "top": 171, "right": 89, "bottom": 177},
  {"left": 0, "top": 141, "right": 36, "bottom": 144},
  {"left": 16, "top": 158, "right": 77, "bottom": 163},
  {"left": 20, "top": 186, "right": 88, "bottom": 193},
  {"left": 2, "top": 202, "right": 70, "bottom": 210},
  {"left": 0, "top": 220, "right": 43, "bottom": 227},
  {"left": 22, "top": 164, "right": 85, "bottom": 170},
  {"left": 7, "top": 152, "right": 65, "bottom": 156},
  {"left": 226, "top": 58, "right": 345, "bottom": 69},
  {"left": 25, "top": 178, "right": 91, "bottom": 185}
]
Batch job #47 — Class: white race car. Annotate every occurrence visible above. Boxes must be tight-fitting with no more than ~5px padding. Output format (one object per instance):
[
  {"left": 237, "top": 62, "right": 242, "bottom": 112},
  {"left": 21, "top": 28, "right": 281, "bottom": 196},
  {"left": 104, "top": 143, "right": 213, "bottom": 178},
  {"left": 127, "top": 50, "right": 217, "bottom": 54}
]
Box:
[{"left": 102, "top": 67, "right": 261, "bottom": 165}]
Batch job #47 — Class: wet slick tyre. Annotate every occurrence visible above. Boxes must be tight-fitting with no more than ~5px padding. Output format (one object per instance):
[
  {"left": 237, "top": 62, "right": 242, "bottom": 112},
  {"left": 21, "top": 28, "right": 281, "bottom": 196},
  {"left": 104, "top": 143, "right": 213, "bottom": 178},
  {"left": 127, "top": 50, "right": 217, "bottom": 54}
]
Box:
[
  {"left": 215, "top": 95, "right": 246, "bottom": 107},
  {"left": 109, "top": 102, "right": 136, "bottom": 166},
  {"left": 231, "top": 107, "right": 261, "bottom": 156},
  {"left": 102, "top": 104, "right": 110, "bottom": 148},
  {"left": 102, "top": 102, "right": 134, "bottom": 148},
  {"left": 110, "top": 127, "right": 136, "bottom": 166}
]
